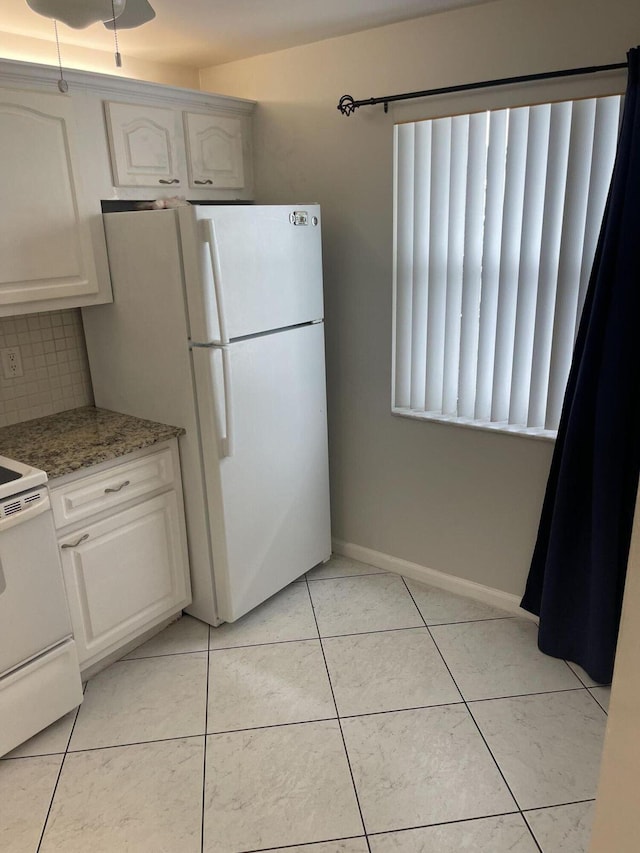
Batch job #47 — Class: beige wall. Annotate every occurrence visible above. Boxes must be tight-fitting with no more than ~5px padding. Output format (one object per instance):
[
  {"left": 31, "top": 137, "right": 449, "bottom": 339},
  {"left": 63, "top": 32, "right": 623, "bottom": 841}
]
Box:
[
  {"left": 0, "top": 30, "right": 198, "bottom": 88},
  {"left": 589, "top": 487, "right": 640, "bottom": 852},
  {"left": 200, "top": 0, "right": 639, "bottom": 596}
]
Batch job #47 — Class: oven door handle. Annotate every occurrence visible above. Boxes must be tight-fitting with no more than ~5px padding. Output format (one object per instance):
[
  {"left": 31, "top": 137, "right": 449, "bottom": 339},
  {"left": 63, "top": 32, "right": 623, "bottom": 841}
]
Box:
[{"left": 0, "top": 492, "right": 51, "bottom": 533}]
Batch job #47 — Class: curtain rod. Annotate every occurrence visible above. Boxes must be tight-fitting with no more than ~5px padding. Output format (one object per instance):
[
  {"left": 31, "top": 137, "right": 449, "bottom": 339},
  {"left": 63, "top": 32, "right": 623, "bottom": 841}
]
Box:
[{"left": 336, "top": 62, "right": 628, "bottom": 116}]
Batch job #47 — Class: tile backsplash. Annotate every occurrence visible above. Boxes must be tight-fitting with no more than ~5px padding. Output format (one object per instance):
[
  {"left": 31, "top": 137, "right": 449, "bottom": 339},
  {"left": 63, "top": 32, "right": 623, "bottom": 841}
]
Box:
[{"left": 0, "top": 309, "right": 94, "bottom": 428}]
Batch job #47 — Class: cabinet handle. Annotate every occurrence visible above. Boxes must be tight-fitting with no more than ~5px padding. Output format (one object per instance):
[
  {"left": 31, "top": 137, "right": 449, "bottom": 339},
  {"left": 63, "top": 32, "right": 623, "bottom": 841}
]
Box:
[
  {"left": 61, "top": 533, "right": 89, "bottom": 549},
  {"left": 194, "top": 179, "right": 213, "bottom": 185},
  {"left": 104, "top": 480, "right": 130, "bottom": 494},
  {"left": 158, "top": 178, "right": 180, "bottom": 184}
]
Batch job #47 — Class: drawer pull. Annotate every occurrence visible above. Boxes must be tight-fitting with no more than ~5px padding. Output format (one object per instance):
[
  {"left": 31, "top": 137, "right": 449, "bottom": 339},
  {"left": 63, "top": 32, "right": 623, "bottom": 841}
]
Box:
[
  {"left": 104, "top": 480, "right": 131, "bottom": 494},
  {"left": 194, "top": 179, "right": 213, "bottom": 185},
  {"left": 158, "top": 178, "right": 180, "bottom": 184},
  {"left": 61, "top": 533, "right": 89, "bottom": 549}
]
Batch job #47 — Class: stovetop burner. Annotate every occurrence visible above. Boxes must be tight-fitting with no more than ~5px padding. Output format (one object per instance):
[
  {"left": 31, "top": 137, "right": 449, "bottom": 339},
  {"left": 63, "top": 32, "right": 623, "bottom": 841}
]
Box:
[{"left": 0, "top": 465, "right": 21, "bottom": 487}]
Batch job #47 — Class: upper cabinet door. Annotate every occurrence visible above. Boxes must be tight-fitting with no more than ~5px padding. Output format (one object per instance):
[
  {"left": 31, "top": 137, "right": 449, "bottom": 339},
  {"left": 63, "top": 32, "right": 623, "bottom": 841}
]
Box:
[
  {"left": 184, "top": 112, "right": 245, "bottom": 189},
  {"left": 0, "top": 88, "right": 101, "bottom": 314},
  {"left": 105, "top": 101, "right": 182, "bottom": 188}
]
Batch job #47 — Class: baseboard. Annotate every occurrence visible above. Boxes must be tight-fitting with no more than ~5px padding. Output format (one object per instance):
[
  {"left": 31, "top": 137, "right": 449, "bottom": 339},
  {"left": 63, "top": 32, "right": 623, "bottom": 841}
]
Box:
[{"left": 331, "top": 538, "right": 537, "bottom": 622}]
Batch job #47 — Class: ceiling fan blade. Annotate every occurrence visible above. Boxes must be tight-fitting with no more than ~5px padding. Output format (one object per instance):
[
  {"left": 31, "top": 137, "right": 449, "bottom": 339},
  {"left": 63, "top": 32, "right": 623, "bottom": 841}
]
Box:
[
  {"left": 104, "top": 0, "right": 155, "bottom": 29},
  {"left": 26, "top": 0, "right": 126, "bottom": 29}
]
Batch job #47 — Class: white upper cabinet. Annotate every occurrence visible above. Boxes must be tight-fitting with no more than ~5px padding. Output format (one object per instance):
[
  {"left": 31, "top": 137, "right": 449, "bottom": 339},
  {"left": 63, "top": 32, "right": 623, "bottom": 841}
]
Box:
[
  {"left": 0, "top": 88, "right": 104, "bottom": 316},
  {"left": 105, "top": 101, "right": 247, "bottom": 190},
  {"left": 184, "top": 112, "right": 245, "bottom": 189},
  {"left": 0, "top": 60, "right": 255, "bottom": 315},
  {"left": 105, "top": 101, "right": 183, "bottom": 188}
]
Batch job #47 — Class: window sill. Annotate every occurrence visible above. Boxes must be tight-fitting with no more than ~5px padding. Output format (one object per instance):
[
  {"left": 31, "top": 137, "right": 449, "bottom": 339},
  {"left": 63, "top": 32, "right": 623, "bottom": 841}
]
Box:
[{"left": 392, "top": 406, "right": 557, "bottom": 442}]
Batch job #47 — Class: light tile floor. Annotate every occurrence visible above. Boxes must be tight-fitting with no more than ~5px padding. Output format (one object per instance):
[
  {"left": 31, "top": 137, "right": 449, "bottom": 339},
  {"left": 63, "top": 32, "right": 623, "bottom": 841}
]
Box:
[{"left": 0, "top": 555, "right": 611, "bottom": 852}]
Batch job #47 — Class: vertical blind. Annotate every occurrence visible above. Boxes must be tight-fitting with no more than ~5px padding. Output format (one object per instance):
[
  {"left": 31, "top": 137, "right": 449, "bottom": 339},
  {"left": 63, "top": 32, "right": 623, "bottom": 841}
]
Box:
[{"left": 393, "top": 95, "right": 622, "bottom": 435}]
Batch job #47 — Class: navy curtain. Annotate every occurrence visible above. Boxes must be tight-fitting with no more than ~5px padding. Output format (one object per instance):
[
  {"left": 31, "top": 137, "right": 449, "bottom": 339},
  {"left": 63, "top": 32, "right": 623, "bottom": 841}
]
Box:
[{"left": 521, "top": 46, "right": 640, "bottom": 685}]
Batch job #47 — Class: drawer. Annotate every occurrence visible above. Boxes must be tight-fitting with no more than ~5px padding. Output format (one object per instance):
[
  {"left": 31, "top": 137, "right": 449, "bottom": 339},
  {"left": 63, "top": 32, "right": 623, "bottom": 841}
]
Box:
[
  {"left": 0, "top": 639, "right": 83, "bottom": 758},
  {"left": 51, "top": 446, "right": 175, "bottom": 529}
]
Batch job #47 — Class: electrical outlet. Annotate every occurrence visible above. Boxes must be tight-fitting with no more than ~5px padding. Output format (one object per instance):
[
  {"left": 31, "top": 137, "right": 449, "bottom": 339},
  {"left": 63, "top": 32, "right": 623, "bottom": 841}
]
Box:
[{"left": 1, "top": 346, "right": 23, "bottom": 379}]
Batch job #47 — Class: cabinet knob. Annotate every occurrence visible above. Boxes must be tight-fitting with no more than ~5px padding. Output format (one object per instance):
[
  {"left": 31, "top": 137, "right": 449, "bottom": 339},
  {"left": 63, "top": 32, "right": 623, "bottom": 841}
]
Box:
[
  {"left": 194, "top": 179, "right": 213, "bottom": 185},
  {"left": 61, "top": 533, "right": 90, "bottom": 549},
  {"left": 104, "top": 480, "right": 131, "bottom": 494},
  {"left": 158, "top": 178, "right": 180, "bottom": 185}
]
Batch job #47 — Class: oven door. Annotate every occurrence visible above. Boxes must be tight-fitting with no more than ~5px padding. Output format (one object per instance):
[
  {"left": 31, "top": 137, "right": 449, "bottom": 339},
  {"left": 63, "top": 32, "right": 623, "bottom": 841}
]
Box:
[{"left": 0, "top": 487, "right": 72, "bottom": 676}]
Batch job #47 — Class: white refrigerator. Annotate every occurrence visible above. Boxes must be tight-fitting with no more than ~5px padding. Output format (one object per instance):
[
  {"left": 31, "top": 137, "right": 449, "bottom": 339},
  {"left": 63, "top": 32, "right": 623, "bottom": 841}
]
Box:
[{"left": 82, "top": 204, "right": 331, "bottom": 625}]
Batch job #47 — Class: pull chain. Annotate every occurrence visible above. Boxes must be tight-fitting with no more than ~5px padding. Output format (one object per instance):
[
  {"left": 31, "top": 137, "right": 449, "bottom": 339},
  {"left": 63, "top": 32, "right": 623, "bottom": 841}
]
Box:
[
  {"left": 53, "top": 20, "right": 68, "bottom": 92},
  {"left": 111, "top": 0, "right": 122, "bottom": 67}
]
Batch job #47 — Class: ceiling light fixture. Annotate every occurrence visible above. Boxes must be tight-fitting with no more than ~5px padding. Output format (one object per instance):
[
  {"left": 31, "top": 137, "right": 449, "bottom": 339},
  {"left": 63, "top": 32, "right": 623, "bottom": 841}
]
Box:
[
  {"left": 26, "top": 0, "right": 127, "bottom": 30},
  {"left": 103, "top": 0, "right": 155, "bottom": 30},
  {"left": 26, "top": 0, "right": 157, "bottom": 79}
]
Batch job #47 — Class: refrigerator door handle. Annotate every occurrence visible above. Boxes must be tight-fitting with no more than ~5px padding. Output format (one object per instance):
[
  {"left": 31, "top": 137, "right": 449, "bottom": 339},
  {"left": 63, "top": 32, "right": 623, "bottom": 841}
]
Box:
[
  {"left": 194, "top": 345, "right": 234, "bottom": 459},
  {"left": 220, "top": 346, "right": 234, "bottom": 458},
  {"left": 201, "top": 219, "right": 229, "bottom": 344}
]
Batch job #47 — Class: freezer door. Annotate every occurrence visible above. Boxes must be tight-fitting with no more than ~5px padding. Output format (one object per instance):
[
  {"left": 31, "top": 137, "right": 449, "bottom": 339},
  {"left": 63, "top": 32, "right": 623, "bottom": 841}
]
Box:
[
  {"left": 192, "top": 322, "right": 331, "bottom": 622},
  {"left": 179, "top": 205, "right": 324, "bottom": 344}
]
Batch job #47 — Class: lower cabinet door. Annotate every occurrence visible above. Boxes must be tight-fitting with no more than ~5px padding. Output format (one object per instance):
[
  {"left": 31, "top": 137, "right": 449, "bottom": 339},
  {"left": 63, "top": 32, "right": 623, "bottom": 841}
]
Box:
[{"left": 59, "top": 492, "right": 190, "bottom": 667}]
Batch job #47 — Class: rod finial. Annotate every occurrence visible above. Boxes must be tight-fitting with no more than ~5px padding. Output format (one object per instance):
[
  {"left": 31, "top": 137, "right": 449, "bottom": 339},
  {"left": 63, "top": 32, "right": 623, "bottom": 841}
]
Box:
[{"left": 337, "top": 94, "right": 358, "bottom": 116}]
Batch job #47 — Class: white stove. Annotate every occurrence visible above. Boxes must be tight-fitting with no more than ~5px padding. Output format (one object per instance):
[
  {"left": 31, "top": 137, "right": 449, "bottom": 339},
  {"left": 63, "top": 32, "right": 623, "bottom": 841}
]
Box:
[
  {"left": 0, "top": 454, "right": 47, "bottom": 500},
  {"left": 0, "top": 454, "right": 83, "bottom": 757}
]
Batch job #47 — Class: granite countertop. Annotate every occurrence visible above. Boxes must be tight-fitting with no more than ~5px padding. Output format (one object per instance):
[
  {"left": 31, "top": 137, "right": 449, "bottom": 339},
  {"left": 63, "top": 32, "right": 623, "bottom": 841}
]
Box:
[{"left": 0, "top": 406, "right": 184, "bottom": 479}]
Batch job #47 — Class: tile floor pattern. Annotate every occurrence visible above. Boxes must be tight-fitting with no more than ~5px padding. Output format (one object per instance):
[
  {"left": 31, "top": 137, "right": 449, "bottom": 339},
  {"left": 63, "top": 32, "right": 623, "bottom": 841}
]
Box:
[{"left": 1, "top": 556, "right": 611, "bottom": 852}]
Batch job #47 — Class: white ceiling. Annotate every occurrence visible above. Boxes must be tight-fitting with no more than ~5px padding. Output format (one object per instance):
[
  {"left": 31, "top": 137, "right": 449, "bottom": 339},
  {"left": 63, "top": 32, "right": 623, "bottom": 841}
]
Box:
[{"left": 2, "top": 0, "right": 495, "bottom": 68}]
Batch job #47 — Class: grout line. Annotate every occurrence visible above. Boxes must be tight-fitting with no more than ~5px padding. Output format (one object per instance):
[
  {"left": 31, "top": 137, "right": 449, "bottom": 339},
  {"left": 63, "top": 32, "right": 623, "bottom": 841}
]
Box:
[
  {"left": 208, "top": 634, "right": 321, "bottom": 652},
  {"left": 119, "top": 647, "right": 210, "bottom": 663},
  {"left": 561, "top": 660, "right": 610, "bottom": 690},
  {"left": 521, "top": 814, "right": 545, "bottom": 852},
  {"left": 339, "top": 702, "right": 465, "bottom": 720},
  {"left": 64, "top": 731, "right": 209, "bottom": 755},
  {"left": 522, "top": 797, "right": 596, "bottom": 814},
  {"left": 207, "top": 717, "right": 338, "bottom": 736},
  {"left": 304, "top": 576, "right": 372, "bottom": 853},
  {"left": 418, "top": 616, "right": 516, "bottom": 626},
  {"left": 238, "top": 834, "right": 369, "bottom": 852},
  {"left": 3, "top": 682, "right": 591, "bottom": 761},
  {"left": 60, "top": 717, "right": 357, "bottom": 758},
  {"left": 586, "top": 689, "right": 609, "bottom": 715},
  {"left": 562, "top": 659, "right": 594, "bottom": 687},
  {"left": 205, "top": 615, "right": 520, "bottom": 655},
  {"left": 26, "top": 582, "right": 599, "bottom": 851},
  {"left": 466, "top": 686, "right": 592, "bottom": 704},
  {"left": 200, "top": 624, "right": 211, "bottom": 853},
  {"left": 2, "top": 706, "right": 82, "bottom": 763},
  {"left": 400, "top": 576, "right": 544, "bottom": 853},
  {"left": 35, "top": 703, "right": 82, "bottom": 852},
  {"left": 306, "top": 571, "right": 390, "bottom": 581},
  {"left": 365, "top": 808, "right": 526, "bottom": 838}
]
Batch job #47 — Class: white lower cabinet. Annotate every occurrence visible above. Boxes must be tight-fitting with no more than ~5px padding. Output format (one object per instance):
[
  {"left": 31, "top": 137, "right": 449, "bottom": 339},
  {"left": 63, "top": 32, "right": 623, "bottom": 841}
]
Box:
[{"left": 52, "top": 440, "right": 191, "bottom": 671}]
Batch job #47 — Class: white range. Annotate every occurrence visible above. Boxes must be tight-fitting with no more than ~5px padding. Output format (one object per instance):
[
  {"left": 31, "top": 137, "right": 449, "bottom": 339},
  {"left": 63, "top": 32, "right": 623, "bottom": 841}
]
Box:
[{"left": 0, "top": 455, "right": 83, "bottom": 756}]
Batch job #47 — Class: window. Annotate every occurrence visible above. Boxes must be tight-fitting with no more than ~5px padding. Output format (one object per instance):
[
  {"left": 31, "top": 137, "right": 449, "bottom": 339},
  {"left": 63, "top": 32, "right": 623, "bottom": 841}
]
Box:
[{"left": 392, "top": 95, "right": 622, "bottom": 438}]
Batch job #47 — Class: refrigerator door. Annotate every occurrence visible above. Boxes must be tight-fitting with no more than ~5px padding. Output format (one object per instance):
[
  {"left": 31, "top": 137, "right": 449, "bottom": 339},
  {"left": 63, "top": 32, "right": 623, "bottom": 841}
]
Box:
[
  {"left": 192, "top": 322, "right": 331, "bottom": 622},
  {"left": 179, "top": 205, "right": 324, "bottom": 344}
]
